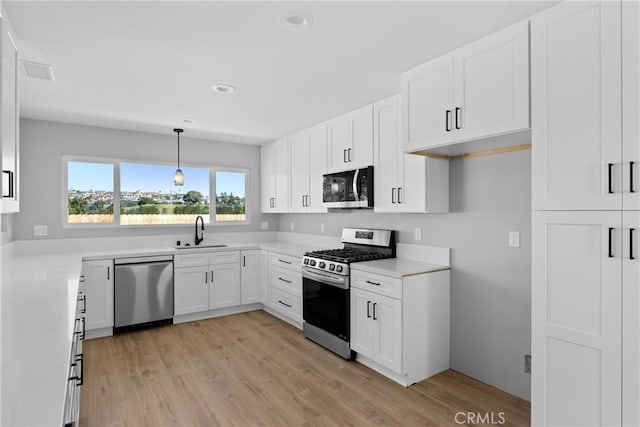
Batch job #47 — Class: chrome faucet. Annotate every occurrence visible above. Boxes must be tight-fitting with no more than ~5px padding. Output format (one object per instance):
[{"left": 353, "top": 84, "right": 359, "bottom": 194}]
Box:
[{"left": 195, "top": 215, "right": 205, "bottom": 246}]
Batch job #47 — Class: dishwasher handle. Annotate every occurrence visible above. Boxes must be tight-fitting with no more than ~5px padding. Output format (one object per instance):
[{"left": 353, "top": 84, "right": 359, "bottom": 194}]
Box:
[{"left": 114, "top": 255, "right": 174, "bottom": 265}]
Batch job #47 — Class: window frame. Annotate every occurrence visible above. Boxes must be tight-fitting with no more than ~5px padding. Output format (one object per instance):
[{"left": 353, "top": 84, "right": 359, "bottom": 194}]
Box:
[{"left": 62, "top": 156, "right": 251, "bottom": 228}]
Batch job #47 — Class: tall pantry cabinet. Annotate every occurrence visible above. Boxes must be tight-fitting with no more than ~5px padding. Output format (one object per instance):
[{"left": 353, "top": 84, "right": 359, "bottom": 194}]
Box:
[{"left": 531, "top": 1, "right": 639, "bottom": 425}]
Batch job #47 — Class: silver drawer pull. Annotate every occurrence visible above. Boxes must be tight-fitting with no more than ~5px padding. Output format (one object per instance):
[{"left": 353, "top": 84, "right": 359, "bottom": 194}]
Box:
[
  {"left": 278, "top": 277, "right": 292, "bottom": 284},
  {"left": 278, "top": 300, "right": 292, "bottom": 308},
  {"left": 278, "top": 259, "right": 292, "bottom": 265},
  {"left": 365, "top": 280, "right": 381, "bottom": 286}
]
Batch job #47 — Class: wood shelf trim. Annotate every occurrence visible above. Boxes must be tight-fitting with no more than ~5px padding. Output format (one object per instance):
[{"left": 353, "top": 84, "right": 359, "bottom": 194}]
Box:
[{"left": 411, "top": 143, "right": 532, "bottom": 161}]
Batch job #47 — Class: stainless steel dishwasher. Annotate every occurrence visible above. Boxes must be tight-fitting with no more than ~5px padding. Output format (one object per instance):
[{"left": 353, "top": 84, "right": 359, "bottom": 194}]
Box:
[{"left": 114, "top": 255, "right": 174, "bottom": 333}]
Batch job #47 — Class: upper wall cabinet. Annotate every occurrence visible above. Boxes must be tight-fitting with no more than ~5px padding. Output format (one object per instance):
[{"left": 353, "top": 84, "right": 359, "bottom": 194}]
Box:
[
  {"left": 327, "top": 104, "right": 374, "bottom": 173},
  {"left": 261, "top": 137, "right": 289, "bottom": 213},
  {"left": 373, "top": 94, "right": 448, "bottom": 213},
  {"left": 531, "top": 1, "right": 623, "bottom": 211},
  {"left": 401, "top": 21, "right": 529, "bottom": 155},
  {"left": 1, "top": 10, "right": 19, "bottom": 213},
  {"left": 289, "top": 122, "right": 328, "bottom": 213}
]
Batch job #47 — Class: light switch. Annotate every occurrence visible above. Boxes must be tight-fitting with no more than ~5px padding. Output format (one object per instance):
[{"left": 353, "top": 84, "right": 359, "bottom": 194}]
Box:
[
  {"left": 509, "top": 231, "right": 520, "bottom": 247},
  {"left": 414, "top": 227, "right": 422, "bottom": 241},
  {"left": 34, "top": 225, "right": 48, "bottom": 236},
  {"left": 261, "top": 221, "right": 268, "bottom": 230}
]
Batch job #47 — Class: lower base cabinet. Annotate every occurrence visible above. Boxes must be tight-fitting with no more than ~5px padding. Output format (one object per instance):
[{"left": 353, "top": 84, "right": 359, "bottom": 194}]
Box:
[
  {"left": 267, "top": 252, "right": 302, "bottom": 324},
  {"left": 350, "top": 268, "right": 450, "bottom": 386},
  {"left": 80, "top": 259, "right": 114, "bottom": 331}
]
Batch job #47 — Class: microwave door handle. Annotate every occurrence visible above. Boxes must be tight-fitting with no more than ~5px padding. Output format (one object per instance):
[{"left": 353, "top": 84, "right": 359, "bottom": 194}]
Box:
[{"left": 353, "top": 169, "right": 359, "bottom": 201}]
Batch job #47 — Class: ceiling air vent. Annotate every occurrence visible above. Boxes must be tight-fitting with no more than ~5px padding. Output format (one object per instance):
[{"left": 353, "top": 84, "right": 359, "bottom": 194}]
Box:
[{"left": 20, "top": 60, "right": 54, "bottom": 81}]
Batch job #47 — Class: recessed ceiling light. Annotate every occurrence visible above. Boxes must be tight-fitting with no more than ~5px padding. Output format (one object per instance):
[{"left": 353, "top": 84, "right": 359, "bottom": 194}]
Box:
[
  {"left": 211, "top": 84, "right": 236, "bottom": 94},
  {"left": 279, "top": 11, "right": 314, "bottom": 31},
  {"left": 181, "top": 118, "right": 196, "bottom": 124}
]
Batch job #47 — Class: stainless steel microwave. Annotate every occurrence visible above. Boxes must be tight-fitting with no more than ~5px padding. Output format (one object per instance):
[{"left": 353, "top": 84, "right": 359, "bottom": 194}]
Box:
[{"left": 322, "top": 166, "right": 373, "bottom": 209}]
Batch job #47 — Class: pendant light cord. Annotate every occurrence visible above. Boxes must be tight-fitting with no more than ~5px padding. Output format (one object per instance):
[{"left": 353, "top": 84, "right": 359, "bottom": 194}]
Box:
[{"left": 177, "top": 132, "right": 180, "bottom": 169}]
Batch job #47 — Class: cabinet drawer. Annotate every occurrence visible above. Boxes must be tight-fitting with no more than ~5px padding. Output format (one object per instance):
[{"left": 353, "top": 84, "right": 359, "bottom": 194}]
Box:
[
  {"left": 269, "top": 287, "right": 301, "bottom": 318},
  {"left": 352, "top": 270, "right": 402, "bottom": 299},
  {"left": 174, "top": 253, "right": 208, "bottom": 268},
  {"left": 269, "top": 252, "right": 301, "bottom": 272},
  {"left": 210, "top": 251, "right": 240, "bottom": 265},
  {"left": 270, "top": 265, "right": 302, "bottom": 295}
]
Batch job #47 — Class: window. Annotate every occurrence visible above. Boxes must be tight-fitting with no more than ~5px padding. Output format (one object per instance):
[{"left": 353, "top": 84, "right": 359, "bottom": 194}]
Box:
[
  {"left": 67, "top": 161, "right": 114, "bottom": 224},
  {"left": 215, "top": 170, "right": 246, "bottom": 222},
  {"left": 120, "top": 163, "right": 210, "bottom": 225},
  {"left": 64, "top": 158, "right": 249, "bottom": 227}
]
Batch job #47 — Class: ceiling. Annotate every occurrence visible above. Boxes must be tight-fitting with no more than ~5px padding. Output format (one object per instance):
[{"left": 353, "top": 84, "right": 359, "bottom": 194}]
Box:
[{"left": 5, "top": 1, "right": 556, "bottom": 145}]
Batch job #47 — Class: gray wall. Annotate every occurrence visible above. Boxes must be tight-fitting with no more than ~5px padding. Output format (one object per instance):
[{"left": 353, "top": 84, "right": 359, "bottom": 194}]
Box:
[
  {"left": 14, "top": 119, "right": 279, "bottom": 240},
  {"left": 278, "top": 149, "right": 532, "bottom": 400}
]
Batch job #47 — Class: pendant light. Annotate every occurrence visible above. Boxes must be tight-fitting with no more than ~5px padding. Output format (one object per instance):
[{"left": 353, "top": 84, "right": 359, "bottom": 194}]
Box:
[{"left": 173, "top": 128, "right": 184, "bottom": 186}]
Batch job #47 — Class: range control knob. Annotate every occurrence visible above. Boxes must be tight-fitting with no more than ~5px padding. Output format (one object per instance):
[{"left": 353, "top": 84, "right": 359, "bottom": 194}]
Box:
[
  {"left": 303, "top": 259, "right": 309, "bottom": 265},
  {"left": 336, "top": 265, "right": 343, "bottom": 273},
  {"left": 319, "top": 262, "right": 326, "bottom": 269},
  {"left": 309, "top": 260, "right": 316, "bottom": 267},
  {"left": 329, "top": 264, "right": 335, "bottom": 271}
]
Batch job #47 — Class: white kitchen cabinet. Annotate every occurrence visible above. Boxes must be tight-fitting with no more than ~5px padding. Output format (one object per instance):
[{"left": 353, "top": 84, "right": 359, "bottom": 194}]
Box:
[
  {"left": 261, "top": 137, "right": 289, "bottom": 213},
  {"left": 289, "top": 123, "right": 327, "bottom": 212},
  {"left": 80, "top": 260, "right": 114, "bottom": 331},
  {"left": 240, "top": 250, "right": 261, "bottom": 305},
  {"left": 532, "top": 211, "right": 622, "bottom": 426},
  {"left": 623, "top": 211, "right": 640, "bottom": 426},
  {"left": 351, "top": 287, "right": 402, "bottom": 373},
  {"left": 174, "top": 265, "right": 209, "bottom": 315},
  {"left": 1, "top": 11, "right": 19, "bottom": 213},
  {"left": 350, "top": 267, "right": 449, "bottom": 386},
  {"left": 531, "top": 1, "right": 622, "bottom": 211},
  {"left": 401, "top": 21, "right": 529, "bottom": 153},
  {"left": 623, "top": 0, "right": 640, "bottom": 212},
  {"left": 260, "top": 250, "right": 269, "bottom": 304},
  {"left": 373, "top": 94, "right": 449, "bottom": 213},
  {"left": 327, "top": 104, "right": 374, "bottom": 172},
  {"left": 265, "top": 251, "right": 302, "bottom": 326},
  {"left": 174, "top": 250, "right": 241, "bottom": 315}
]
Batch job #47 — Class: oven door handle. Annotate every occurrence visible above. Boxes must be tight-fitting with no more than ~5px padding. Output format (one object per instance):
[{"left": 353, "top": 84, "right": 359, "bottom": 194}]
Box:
[{"left": 302, "top": 268, "right": 348, "bottom": 289}]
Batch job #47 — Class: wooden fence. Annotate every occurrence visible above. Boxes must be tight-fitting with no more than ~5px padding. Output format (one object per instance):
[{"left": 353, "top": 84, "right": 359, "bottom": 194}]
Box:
[{"left": 68, "top": 214, "right": 246, "bottom": 225}]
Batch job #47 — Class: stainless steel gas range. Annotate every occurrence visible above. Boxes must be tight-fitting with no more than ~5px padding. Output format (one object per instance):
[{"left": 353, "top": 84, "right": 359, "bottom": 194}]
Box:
[{"left": 301, "top": 228, "right": 396, "bottom": 359}]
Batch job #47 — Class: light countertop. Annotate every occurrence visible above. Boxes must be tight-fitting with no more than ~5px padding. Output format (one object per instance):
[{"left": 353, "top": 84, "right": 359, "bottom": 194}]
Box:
[
  {"left": 0, "top": 239, "right": 319, "bottom": 426},
  {"left": 351, "top": 258, "right": 450, "bottom": 279}
]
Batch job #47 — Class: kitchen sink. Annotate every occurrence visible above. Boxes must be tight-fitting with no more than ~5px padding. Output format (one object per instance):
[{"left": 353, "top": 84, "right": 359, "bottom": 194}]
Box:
[{"left": 175, "top": 244, "right": 228, "bottom": 250}]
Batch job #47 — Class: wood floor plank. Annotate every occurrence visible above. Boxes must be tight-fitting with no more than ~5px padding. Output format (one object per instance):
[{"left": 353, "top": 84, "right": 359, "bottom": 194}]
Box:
[{"left": 79, "top": 311, "right": 530, "bottom": 426}]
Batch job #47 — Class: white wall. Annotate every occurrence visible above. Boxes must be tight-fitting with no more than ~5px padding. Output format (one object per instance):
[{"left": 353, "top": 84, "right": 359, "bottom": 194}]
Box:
[
  {"left": 278, "top": 149, "right": 532, "bottom": 400},
  {"left": 14, "top": 119, "right": 279, "bottom": 240}
]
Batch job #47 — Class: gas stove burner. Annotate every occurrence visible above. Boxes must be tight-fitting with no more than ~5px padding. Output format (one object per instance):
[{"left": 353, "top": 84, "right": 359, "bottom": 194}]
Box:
[{"left": 306, "top": 248, "right": 392, "bottom": 263}]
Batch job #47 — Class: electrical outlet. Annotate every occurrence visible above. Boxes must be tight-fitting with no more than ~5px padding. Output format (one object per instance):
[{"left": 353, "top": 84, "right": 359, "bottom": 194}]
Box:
[
  {"left": 320, "top": 223, "right": 325, "bottom": 233},
  {"left": 290, "top": 221, "right": 295, "bottom": 231},
  {"left": 509, "top": 231, "right": 520, "bottom": 247},
  {"left": 261, "top": 221, "right": 268, "bottom": 230},
  {"left": 524, "top": 354, "right": 531, "bottom": 373},
  {"left": 33, "top": 225, "right": 48, "bottom": 236},
  {"left": 414, "top": 227, "right": 422, "bottom": 241}
]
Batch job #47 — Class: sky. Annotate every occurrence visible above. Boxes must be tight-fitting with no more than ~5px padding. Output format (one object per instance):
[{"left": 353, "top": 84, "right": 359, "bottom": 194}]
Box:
[{"left": 68, "top": 161, "right": 245, "bottom": 197}]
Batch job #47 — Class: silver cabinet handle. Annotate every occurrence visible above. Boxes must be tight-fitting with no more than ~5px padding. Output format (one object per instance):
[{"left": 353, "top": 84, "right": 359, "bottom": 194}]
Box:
[
  {"left": 398, "top": 187, "right": 403, "bottom": 204},
  {"left": 205, "top": 271, "right": 208, "bottom": 284},
  {"left": 455, "top": 107, "right": 462, "bottom": 130},
  {"left": 343, "top": 149, "right": 347, "bottom": 163},
  {"left": 372, "top": 302, "right": 378, "bottom": 320},
  {"left": 392, "top": 188, "right": 396, "bottom": 204},
  {"left": 211, "top": 271, "right": 214, "bottom": 283},
  {"left": 366, "top": 280, "right": 381, "bottom": 286},
  {"left": 348, "top": 148, "right": 352, "bottom": 162},
  {"left": 107, "top": 266, "right": 110, "bottom": 280}
]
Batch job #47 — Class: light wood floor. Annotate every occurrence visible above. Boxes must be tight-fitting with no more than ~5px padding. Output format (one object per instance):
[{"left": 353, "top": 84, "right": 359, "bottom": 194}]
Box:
[{"left": 79, "top": 310, "right": 530, "bottom": 426}]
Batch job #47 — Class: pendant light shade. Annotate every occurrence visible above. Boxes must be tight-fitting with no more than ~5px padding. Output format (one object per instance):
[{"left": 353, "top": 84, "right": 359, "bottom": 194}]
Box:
[{"left": 173, "top": 128, "right": 184, "bottom": 186}]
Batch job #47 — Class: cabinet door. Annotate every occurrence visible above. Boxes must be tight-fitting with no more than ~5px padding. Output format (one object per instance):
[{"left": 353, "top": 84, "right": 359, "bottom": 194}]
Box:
[
  {"left": 372, "top": 294, "right": 402, "bottom": 374},
  {"left": 273, "top": 137, "right": 290, "bottom": 212},
  {"left": 532, "top": 211, "right": 622, "bottom": 426},
  {"left": 350, "top": 288, "right": 374, "bottom": 357},
  {"left": 209, "top": 263, "right": 241, "bottom": 309},
  {"left": 531, "top": 1, "right": 622, "bottom": 211},
  {"left": 81, "top": 260, "right": 114, "bottom": 330},
  {"left": 349, "top": 104, "right": 374, "bottom": 169},
  {"left": 453, "top": 21, "right": 529, "bottom": 142},
  {"left": 374, "top": 95, "right": 400, "bottom": 213},
  {"left": 327, "top": 114, "right": 350, "bottom": 172},
  {"left": 401, "top": 54, "right": 454, "bottom": 152},
  {"left": 306, "top": 122, "right": 328, "bottom": 212},
  {"left": 174, "top": 266, "right": 209, "bottom": 315},
  {"left": 1, "top": 24, "right": 18, "bottom": 213},
  {"left": 240, "top": 250, "right": 261, "bottom": 305},
  {"left": 289, "top": 131, "right": 310, "bottom": 213},
  {"left": 623, "top": 211, "right": 640, "bottom": 426},
  {"left": 260, "top": 142, "right": 276, "bottom": 212},
  {"left": 623, "top": 0, "right": 640, "bottom": 211}
]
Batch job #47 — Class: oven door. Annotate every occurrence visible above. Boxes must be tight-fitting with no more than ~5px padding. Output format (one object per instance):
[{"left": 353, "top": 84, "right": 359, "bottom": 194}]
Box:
[{"left": 302, "top": 268, "right": 350, "bottom": 341}]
